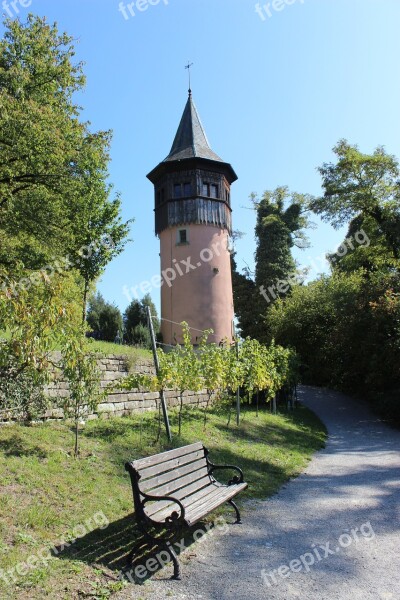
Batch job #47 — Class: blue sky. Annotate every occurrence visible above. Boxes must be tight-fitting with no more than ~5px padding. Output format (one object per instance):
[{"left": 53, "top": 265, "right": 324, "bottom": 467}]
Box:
[{"left": 2, "top": 0, "right": 399, "bottom": 314}]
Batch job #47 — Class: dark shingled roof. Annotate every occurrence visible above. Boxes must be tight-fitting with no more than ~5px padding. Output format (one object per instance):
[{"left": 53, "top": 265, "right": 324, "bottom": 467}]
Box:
[{"left": 164, "top": 92, "right": 224, "bottom": 163}]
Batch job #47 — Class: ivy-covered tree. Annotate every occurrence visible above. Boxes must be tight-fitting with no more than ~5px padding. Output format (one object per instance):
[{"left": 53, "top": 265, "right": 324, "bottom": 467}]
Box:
[{"left": 233, "top": 187, "right": 310, "bottom": 342}]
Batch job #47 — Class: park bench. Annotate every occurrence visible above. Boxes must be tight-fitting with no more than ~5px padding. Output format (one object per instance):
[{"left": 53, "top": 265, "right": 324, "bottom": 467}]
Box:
[{"left": 125, "top": 441, "right": 248, "bottom": 579}]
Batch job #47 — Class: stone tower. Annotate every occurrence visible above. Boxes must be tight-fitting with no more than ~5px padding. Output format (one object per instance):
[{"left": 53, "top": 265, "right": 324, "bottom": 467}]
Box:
[{"left": 147, "top": 91, "right": 237, "bottom": 345}]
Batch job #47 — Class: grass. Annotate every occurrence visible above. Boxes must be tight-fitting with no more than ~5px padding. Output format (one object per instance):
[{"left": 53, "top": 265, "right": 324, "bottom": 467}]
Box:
[
  {"left": 86, "top": 341, "right": 152, "bottom": 361},
  {"left": 0, "top": 402, "right": 326, "bottom": 599},
  {"left": 0, "top": 331, "right": 152, "bottom": 362}
]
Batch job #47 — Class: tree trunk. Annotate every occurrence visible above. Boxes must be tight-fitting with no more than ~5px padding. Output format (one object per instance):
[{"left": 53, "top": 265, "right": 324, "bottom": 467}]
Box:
[
  {"left": 178, "top": 390, "right": 184, "bottom": 436},
  {"left": 82, "top": 279, "right": 89, "bottom": 325},
  {"left": 74, "top": 419, "right": 79, "bottom": 458}
]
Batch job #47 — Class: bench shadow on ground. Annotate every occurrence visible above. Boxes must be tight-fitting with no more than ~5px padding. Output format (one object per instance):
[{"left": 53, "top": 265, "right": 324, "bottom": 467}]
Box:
[{"left": 52, "top": 510, "right": 240, "bottom": 584}]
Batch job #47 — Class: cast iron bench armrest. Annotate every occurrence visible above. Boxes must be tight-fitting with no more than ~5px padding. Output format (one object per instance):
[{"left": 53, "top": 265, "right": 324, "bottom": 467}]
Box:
[
  {"left": 207, "top": 462, "right": 244, "bottom": 485},
  {"left": 141, "top": 492, "right": 186, "bottom": 523}
]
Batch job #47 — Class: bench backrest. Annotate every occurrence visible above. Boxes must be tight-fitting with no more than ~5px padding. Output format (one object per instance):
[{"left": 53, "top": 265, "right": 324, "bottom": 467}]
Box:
[{"left": 126, "top": 442, "right": 211, "bottom": 499}]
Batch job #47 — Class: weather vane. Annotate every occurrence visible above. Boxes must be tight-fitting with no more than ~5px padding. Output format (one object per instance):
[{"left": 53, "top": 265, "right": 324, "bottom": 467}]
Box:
[{"left": 185, "top": 61, "right": 194, "bottom": 94}]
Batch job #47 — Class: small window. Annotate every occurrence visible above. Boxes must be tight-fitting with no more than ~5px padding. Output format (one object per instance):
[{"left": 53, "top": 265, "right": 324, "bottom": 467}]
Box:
[
  {"left": 211, "top": 184, "right": 219, "bottom": 198},
  {"left": 183, "top": 182, "right": 192, "bottom": 196},
  {"left": 178, "top": 229, "right": 188, "bottom": 244},
  {"left": 174, "top": 184, "right": 182, "bottom": 199},
  {"left": 202, "top": 182, "right": 210, "bottom": 197}
]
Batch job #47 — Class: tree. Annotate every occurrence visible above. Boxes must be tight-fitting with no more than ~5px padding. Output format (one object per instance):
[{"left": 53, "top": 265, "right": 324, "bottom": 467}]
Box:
[
  {"left": 169, "top": 323, "right": 202, "bottom": 435},
  {"left": 0, "top": 268, "right": 82, "bottom": 420},
  {"left": 98, "top": 304, "right": 123, "bottom": 342},
  {"left": 198, "top": 331, "right": 228, "bottom": 427},
  {"left": 254, "top": 188, "right": 307, "bottom": 290},
  {"left": 123, "top": 294, "right": 160, "bottom": 346},
  {"left": 0, "top": 16, "right": 131, "bottom": 310},
  {"left": 233, "top": 187, "right": 310, "bottom": 342},
  {"left": 266, "top": 271, "right": 400, "bottom": 420},
  {"left": 141, "top": 294, "right": 160, "bottom": 336},
  {"left": 130, "top": 323, "right": 151, "bottom": 348},
  {"left": 86, "top": 293, "right": 122, "bottom": 342},
  {"left": 60, "top": 327, "right": 103, "bottom": 457},
  {"left": 312, "top": 140, "right": 400, "bottom": 261}
]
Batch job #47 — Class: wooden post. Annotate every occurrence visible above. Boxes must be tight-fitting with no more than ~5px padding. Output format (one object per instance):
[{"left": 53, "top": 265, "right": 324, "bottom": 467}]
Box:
[
  {"left": 146, "top": 306, "right": 172, "bottom": 442},
  {"left": 236, "top": 338, "right": 240, "bottom": 427}
]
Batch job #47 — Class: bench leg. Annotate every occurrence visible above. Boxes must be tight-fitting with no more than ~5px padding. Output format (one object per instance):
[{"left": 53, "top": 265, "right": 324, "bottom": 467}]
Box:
[
  {"left": 228, "top": 499, "right": 242, "bottom": 524},
  {"left": 166, "top": 543, "right": 181, "bottom": 580}
]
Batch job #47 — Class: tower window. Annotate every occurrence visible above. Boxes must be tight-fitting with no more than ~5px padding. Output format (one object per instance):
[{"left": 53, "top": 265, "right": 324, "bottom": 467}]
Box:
[
  {"left": 202, "top": 182, "right": 219, "bottom": 198},
  {"left": 174, "top": 183, "right": 182, "bottom": 198},
  {"left": 174, "top": 182, "right": 192, "bottom": 198},
  {"left": 177, "top": 228, "right": 189, "bottom": 245}
]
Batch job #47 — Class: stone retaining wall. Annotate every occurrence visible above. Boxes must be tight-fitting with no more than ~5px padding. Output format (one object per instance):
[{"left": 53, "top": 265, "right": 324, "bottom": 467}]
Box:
[{"left": 43, "top": 353, "right": 210, "bottom": 421}]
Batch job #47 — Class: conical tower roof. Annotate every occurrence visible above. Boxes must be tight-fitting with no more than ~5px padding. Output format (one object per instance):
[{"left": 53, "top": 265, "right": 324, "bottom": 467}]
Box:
[{"left": 164, "top": 92, "right": 224, "bottom": 163}]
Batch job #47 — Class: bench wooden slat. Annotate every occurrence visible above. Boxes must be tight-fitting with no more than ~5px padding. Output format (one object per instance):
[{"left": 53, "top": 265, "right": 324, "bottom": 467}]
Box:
[
  {"left": 138, "top": 448, "right": 205, "bottom": 481},
  {"left": 130, "top": 442, "right": 203, "bottom": 471},
  {"left": 145, "top": 465, "right": 210, "bottom": 499},
  {"left": 150, "top": 482, "right": 221, "bottom": 522},
  {"left": 146, "top": 479, "right": 243, "bottom": 523},
  {"left": 144, "top": 474, "right": 212, "bottom": 519},
  {"left": 140, "top": 457, "right": 207, "bottom": 493},
  {"left": 185, "top": 483, "right": 248, "bottom": 525}
]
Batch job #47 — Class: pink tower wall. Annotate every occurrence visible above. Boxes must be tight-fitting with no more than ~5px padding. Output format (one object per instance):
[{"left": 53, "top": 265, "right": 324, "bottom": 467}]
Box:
[{"left": 159, "top": 224, "right": 234, "bottom": 345}]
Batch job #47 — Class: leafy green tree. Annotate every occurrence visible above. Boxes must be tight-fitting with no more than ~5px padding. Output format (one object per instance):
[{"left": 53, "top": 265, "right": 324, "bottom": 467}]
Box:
[
  {"left": 131, "top": 323, "right": 151, "bottom": 348},
  {"left": 0, "top": 16, "right": 131, "bottom": 315},
  {"left": 141, "top": 294, "right": 160, "bottom": 336},
  {"left": 312, "top": 140, "right": 400, "bottom": 261},
  {"left": 169, "top": 323, "right": 202, "bottom": 435},
  {"left": 123, "top": 299, "right": 144, "bottom": 343},
  {"left": 60, "top": 327, "right": 103, "bottom": 457},
  {"left": 240, "top": 338, "right": 276, "bottom": 414},
  {"left": 0, "top": 268, "right": 81, "bottom": 420},
  {"left": 87, "top": 293, "right": 122, "bottom": 342},
  {"left": 198, "top": 331, "right": 227, "bottom": 427},
  {"left": 266, "top": 271, "right": 400, "bottom": 420},
  {"left": 231, "top": 253, "right": 258, "bottom": 340},
  {"left": 86, "top": 293, "right": 107, "bottom": 335},
  {"left": 123, "top": 294, "right": 159, "bottom": 346},
  {"left": 98, "top": 304, "right": 123, "bottom": 342}
]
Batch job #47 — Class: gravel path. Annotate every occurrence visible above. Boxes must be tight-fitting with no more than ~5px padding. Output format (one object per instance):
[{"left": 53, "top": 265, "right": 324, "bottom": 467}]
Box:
[{"left": 117, "top": 386, "right": 400, "bottom": 600}]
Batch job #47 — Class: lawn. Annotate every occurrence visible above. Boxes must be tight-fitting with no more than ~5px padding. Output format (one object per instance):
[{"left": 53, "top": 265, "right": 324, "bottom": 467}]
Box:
[
  {"left": 0, "top": 333, "right": 152, "bottom": 363},
  {"left": 86, "top": 341, "right": 152, "bottom": 361},
  {"left": 0, "top": 403, "right": 326, "bottom": 599}
]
